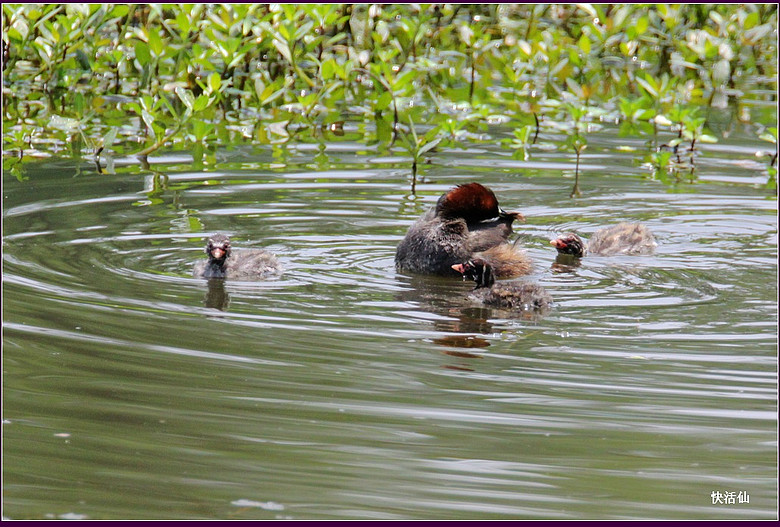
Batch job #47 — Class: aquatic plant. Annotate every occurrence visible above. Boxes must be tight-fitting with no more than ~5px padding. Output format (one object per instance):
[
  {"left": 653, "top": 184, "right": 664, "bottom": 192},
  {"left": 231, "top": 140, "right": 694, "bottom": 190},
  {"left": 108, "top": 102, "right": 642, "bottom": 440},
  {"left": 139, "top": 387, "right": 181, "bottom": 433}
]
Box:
[{"left": 2, "top": 4, "right": 776, "bottom": 193}]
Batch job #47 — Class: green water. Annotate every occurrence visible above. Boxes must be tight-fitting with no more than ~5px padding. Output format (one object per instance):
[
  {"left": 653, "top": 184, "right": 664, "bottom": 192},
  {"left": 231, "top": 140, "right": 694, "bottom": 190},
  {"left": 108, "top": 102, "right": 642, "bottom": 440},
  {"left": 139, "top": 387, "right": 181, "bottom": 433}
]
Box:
[{"left": 2, "top": 132, "right": 777, "bottom": 519}]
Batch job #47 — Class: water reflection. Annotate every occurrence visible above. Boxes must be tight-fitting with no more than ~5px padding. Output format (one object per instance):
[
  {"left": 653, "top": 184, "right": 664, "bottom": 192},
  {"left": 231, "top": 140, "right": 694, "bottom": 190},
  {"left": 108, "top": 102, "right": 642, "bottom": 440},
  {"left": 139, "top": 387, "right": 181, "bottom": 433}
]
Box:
[
  {"left": 395, "top": 274, "right": 496, "bottom": 336},
  {"left": 204, "top": 278, "right": 230, "bottom": 310},
  {"left": 434, "top": 336, "right": 491, "bottom": 350},
  {"left": 552, "top": 254, "right": 583, "bottom": 273},
  {"left": 395, "top": 271, "right": 554, "bottom": 349}
]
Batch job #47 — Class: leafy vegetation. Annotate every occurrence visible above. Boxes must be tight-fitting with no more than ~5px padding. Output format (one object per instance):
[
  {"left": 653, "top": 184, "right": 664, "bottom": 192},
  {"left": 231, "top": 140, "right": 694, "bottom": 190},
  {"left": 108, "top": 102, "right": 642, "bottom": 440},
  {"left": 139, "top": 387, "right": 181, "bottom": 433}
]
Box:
[{"left": 3, "top": 4, "right": 777, "bottom": 191}]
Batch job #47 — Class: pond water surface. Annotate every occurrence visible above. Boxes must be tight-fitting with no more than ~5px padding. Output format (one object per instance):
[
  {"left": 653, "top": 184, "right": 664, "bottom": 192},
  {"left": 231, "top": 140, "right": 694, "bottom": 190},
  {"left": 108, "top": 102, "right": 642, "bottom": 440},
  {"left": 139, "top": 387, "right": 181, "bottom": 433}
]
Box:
[{"left": 2, "top": 128, "right": 777, "bottom": 519}]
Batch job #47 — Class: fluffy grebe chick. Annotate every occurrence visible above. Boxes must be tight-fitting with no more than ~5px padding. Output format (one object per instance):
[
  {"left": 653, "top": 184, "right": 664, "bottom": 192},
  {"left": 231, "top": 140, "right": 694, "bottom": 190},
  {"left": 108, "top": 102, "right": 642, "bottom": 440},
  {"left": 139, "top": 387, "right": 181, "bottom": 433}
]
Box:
[
  {"left": 452, "top": 258, "right": 552, "bottom": 311},
  {"left": 193, "top": 233, "right": 282, "bottom": 279},
  {"left": 551, "top": 223, "right": 657, "bottom": 257}
]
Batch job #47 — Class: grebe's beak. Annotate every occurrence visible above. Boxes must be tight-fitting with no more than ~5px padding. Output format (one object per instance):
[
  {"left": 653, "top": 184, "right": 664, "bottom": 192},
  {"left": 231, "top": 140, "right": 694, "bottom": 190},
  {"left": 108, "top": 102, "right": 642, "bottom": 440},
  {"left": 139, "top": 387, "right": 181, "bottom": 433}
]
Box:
[{"left": 499, "top": 208, "right": 525, "bottom": 222}]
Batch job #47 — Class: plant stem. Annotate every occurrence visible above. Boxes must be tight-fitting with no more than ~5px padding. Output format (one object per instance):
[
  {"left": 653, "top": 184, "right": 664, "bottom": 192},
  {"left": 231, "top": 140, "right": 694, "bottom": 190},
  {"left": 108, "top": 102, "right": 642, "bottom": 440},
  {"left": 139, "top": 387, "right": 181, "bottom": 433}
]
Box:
[
  {"left": 469, "top": 49, "right": 476, "bottom": 105},
  {"left": 571, "top": 147, "right": 582, "bottom": 198},
  {"left": 411, "top": 159, "right": 418, "bottom": 194},
  {"left": 134, "top": 123, "right": 183, "bottom": 157},
  {"left": 533, "top": 113, "right": 540, "bottom": 144}
]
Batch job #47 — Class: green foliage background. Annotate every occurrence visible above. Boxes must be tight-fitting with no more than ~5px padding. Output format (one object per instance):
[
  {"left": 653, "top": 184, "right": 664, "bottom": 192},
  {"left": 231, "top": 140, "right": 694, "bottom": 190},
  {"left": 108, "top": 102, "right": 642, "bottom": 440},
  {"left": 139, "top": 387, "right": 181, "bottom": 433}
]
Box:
[{"left": 2, "top": 3, "right": 777, "bottom": 178}]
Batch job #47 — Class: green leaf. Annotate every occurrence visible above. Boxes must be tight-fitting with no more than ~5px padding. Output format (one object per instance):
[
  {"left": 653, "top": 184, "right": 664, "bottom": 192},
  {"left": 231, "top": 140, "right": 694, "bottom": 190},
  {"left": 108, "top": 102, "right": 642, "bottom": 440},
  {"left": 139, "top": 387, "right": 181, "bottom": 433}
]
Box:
[
  {"left": 175, "top": 87, "right": 195, "bottom": 111},
  {"left": 6, "top": 26, "right": 24, "bottom": 43},
  {"left": 263, "top": 86, "right": 287, "bottom": 105},
  {"left": 192, "top": 94, "right": 212, "bottom": 112},
  {"left": 272, "top": 39, "right": 292, "bottom": 63},
  {"left": 375, "top": 91, "right": 393, "bottom": 111},
  {"left": 578, "top": 33, "right": 591, "bottom": 55},
  {"left": 191, "top": 119, "right": 214, "bottom": 141},
  {"left": 635, "top": 77, "right": 658, "bottom": 97},
  {"left": 10, "top": 18, "right": 29, "bottom": 41},
  {"left": 577, "top": 4, "right": 597, "bottom": 17},
  {"left": 635, "top": 16, "right": 649, "bottom": 35},
  {"left": 141, "top": 109, "right": 156, "bottom": 138},
  {"left": 278, "top": 22, "right": 291, "bottom": 41},
  {"left": 207, "top": 72, "right": 221, "bottom": 93},
  {"left": 110, "top": 5, "right": 129, "bottom": 18},
  {"left": 175, "top": 11, "right": 191, "bottom": 35},
  {"left": 744, "top": 11, "right": 759, "bottom": 30},
  {"left": 422, "top": 125, "right": 442, "bottom": 144},
  {"left": 134, "top": 40, "right": 151, "bottom": 66},
  {"left": 745, "top": 23, "right": 773, "bottom": 44},
  {"left": 418, "top": 137, "right": 442, "bottom": 156},
  {"left": 294, "top": 21, "right": 314, "bottom": 41},
  {"left": 147, "top": 29, "right": 164, "bottom": 57},
  {"left": 324, "top": 32, "right": 347, "bottom": 48},
  {"left": 518, "top": 40, "right": 532, "bottom": 58},
  {"left": 321, "top": 58, "right": 336, "bottom": 81},
  {"left": 102, "top": 127, "right": 119, "bottom": 148},
  {"left": 75, "top": 49, "right": 91, "bottom": 70},
  {"left": 514, "top": 124, "right": 532, "bottom": 143}
]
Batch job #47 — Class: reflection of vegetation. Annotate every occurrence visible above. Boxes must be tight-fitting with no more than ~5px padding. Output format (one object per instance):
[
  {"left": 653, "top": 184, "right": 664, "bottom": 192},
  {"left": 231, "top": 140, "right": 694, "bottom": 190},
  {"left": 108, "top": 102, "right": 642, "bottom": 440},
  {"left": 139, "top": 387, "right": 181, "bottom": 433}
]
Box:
[
  {"left": 2, "top": 4, "right": 777, "bottom": 190},
  {"left": 758, "top": 126, "right": 778, "bottom": 191}
]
